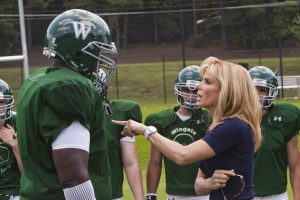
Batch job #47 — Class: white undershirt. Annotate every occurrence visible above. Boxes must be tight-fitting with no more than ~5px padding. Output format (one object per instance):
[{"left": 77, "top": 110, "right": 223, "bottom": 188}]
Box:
[
  {"left": 52, "top": 121, "right": 90, "bottom": 152},
  {"left": 176, "top": 111, "right": 192, "bottom": 121},
  {"left": 120, "top": 136, "right": 135, "bottom": 143}
]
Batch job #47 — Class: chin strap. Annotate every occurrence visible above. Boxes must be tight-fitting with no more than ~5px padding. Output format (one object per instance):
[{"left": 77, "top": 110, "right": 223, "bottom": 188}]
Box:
[{"left": 103, "top": 99, "right": 112, "bottom": 116}]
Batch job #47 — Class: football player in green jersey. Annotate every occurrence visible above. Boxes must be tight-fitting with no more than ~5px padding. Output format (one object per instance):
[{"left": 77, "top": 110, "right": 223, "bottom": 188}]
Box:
[
  {"left": 249, "top": 66, "right": 300, "bottom": 200},
  {"left": 16, "top": 9, "right": 117, "bottom": 200},
  {"left": 106, "top": 99, "right": 144, "bottom": 200},
  {"left": 94, "top": 69, "right": 144, "bottom": 200},
  {"left": 95, "top": 69, "right": 144, "bottom": 200},
  {"left": 0, "top": 79, "right": 22, "bottom": 200},
  {"left": 145, "top": 65, "right": 210, "bottom": 200}
]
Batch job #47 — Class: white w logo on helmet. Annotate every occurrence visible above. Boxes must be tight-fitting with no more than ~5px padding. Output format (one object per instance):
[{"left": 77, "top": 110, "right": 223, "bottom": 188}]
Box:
[{"left": 72, "top": 21, "right": 91, "bottom": 40}]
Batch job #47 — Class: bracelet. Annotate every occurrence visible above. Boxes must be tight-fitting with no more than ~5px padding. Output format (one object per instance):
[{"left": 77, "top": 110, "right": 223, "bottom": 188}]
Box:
[
  {"left": 145, "top": 193, "right": 157, "bottom": 200},
  {"left": 144, "top": 126, "right": 157, "bottom": 140}
]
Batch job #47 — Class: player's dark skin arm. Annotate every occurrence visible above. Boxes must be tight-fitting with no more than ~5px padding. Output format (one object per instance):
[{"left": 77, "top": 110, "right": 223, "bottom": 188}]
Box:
[{"left": 53, "top": 149, "right": 89, "bottom": 188}]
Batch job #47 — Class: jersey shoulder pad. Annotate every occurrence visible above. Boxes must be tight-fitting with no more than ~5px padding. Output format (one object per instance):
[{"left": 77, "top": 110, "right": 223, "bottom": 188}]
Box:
[
  {"left": 31, "top": 67, "right": 48, "bottom": 77},
  {"left": 193, "top": 108, "right": 212, "bottom": 126},
  {"left": 272, "top": 102, "right": 300, "bottom": 122},
  {"left": 145, "top": 108, "right": 175, "bottom": 128},
  {"left": 110, "top": 99, "right": 142, "bottom": 122},
  {"left": 110, "top": 99, "right": 139, "bottom": 112}
]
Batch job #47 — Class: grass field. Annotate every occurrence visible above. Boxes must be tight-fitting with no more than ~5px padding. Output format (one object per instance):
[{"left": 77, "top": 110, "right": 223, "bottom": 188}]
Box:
[
  {"left": 1, "top": 57, "right": 300, "bottom": 105},
  {"left": 0, "top": 58, "right": 299, "bottom": 199}
]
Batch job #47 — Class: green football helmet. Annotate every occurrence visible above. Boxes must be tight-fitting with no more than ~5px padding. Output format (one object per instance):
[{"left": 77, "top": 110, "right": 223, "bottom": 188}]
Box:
[
  {"left": 0, "top": 79, "right": 14, "bottom": 121},
  {"left": 43, "top": 9, "right": 117, "bottom": 92},
  {"left": 175, "top": 65, "right": 202, "bottom": 110},
  {"left": 249, "top": 66, "right": 278, "bottom": 108}
]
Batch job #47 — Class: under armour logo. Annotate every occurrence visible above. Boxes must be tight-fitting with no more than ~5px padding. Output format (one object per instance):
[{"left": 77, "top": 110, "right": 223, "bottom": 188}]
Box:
[
  {"left": 196, "top": 120, "right": 201, "bottom": 124},
  {"left": 273, "top": 116, "right": 282, "bottom": 121},
  {"left": 72, "top": 21, "right": 91, "bottom": 40}
]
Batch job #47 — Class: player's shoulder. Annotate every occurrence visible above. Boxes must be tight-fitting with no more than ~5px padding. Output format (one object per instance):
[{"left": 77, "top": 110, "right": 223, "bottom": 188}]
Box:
[
  {"left": 272, "top": 102, "right": 300, "bottom": 115},
  {"left": 29, "top": 67, "right": 93, "bottom": 90},
  {"left": 110, "top": 99, "right": 140, "bottom": 112},
  {"left": 24, "top": 67, "right": 47, "bottom": 84},
  {"left": 193, "top": 108, "right": 211, "bottom": 125},
  {"left": 195, "top": 107, "right": 210, "bottom": 117},
  {"left": 51, "top": 67, "right": 93, "bottom": 85},
  {"left": 145, "top": 107, "right": 175, "bottom": 126},
  {"left": 270, "top": 102, "right": 300, "bottom": 122},
  {"left": 29, "top": 67, "right": 48, "bottom": 76},
  {"left": 48, "top": 68, "right": 97, "bottom": 96}
]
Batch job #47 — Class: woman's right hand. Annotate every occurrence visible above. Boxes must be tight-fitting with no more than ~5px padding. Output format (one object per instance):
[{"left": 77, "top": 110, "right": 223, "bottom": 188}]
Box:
[{"left": 112, "top": 119, "right": 148, "bottom": 137}]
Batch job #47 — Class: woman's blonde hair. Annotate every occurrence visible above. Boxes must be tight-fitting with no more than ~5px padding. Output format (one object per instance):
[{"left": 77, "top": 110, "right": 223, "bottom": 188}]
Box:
[{"left": 199, "top": 56, "right": 262, "bottom": 151}]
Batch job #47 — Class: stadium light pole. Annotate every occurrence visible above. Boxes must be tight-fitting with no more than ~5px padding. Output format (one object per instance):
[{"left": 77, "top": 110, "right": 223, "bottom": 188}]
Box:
[
  {"left": 277, "top": 7, "right": 284, "bottom": 99},
  {"left": 18, "top": 0, "right": 29, "bottom": 79},
  {"left": 192, "top": 0, "right": 197, "bottom": 35},
  {"left": 180, "top": 10, "right": 186, "bottom": 68}
]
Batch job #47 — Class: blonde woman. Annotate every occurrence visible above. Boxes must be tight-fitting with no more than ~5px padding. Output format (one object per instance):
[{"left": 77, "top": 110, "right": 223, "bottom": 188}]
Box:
[{"left": 113, "top": 56, "right": 261, "bottom": 200}]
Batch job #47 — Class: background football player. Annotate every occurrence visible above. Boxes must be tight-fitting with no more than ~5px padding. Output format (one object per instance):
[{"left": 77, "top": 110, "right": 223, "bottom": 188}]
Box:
[
  {"left": 145, "top": 65, "right": 210, "bottom": 200},
  {"left": 249, "top": 66, "right": 300, "bottom": 200},
  {"left": 94, "top": 69, "right": 144, "bottom": 200},
  {"left": 0, "top": 79, "right": 22, "bottom": 200},
  {"left": 16, "top": 9, "right": 117, "bottom": 200},
  {"left": 106, "top": 99, "right": 144, "bottom": 200}
]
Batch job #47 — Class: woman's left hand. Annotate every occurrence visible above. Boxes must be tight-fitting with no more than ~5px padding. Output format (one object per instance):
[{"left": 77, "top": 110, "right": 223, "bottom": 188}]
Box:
[
  {"left": 210, "top": 169, "right": 235, "bottom": 189},
  {"left": 112, "top": 119, "right": 147, "bottom": 137}
]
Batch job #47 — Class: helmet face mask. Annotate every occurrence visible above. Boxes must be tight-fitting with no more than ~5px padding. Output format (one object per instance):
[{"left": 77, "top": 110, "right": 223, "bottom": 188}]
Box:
[
  {"left": 175, "top": 66, "right": 201, "bottom": 110},
  {"left": 43, "top": 9, "right": 117, "bottom": 87},
  {"left": 249, "top": 66, "right": 278, "bottom": 108},
  {"left": 0, "top": 80, "right": 14, "bottom": 122},
  {"left": 81, "top": 40, "right": 117, "bottom": 74}
]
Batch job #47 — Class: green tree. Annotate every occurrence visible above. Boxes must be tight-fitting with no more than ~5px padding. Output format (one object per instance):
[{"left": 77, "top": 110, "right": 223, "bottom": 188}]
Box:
[
  {"left": 0, "top": 0, "right": 20, "bottom": 55},
  {"left": 108, "top": 0, "right": 143, "bottom": 49},
  {"left": 290, "top": 14, "right": 300, "bottom": 45},
  {"left": 24, "top": 0, "right": 53, "bottom": 9},
  {"left": 61, "top": 0, "right": 98, "bottom": 10}
]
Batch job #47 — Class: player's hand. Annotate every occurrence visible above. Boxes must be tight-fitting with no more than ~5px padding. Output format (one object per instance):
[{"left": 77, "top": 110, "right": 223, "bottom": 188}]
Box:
[
  {"left": 112, "top": 119, "right": 147, "bottom": 137},
  {"left": 0, "top": 124, "right": 17, "bottom": 147}
]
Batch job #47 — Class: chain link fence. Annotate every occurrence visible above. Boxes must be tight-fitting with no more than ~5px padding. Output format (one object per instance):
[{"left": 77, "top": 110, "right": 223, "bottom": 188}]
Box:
[{"left": 1, "top": 3, "right": 300, "bottom": 104}]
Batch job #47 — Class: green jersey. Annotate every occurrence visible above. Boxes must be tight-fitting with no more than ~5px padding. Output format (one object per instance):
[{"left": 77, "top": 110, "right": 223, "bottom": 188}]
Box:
[
  {"left": 16, "top": 67, "right": 111, "bottom": 200},
  {"left": 106, "top": 99, "right": 142, "bottom": 199},
  {"left": 254, "top": 102, "right": 300, "bottom": 196},
  {"left": 145, "top": 107, "right": 210, "bottom": 196},
  {"left": 0, "top": 113, "right": 21, "bottom": 198}
]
